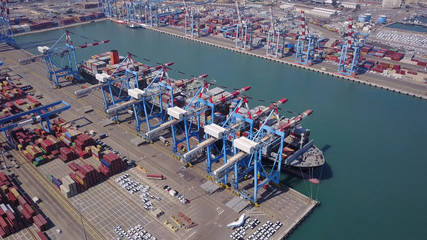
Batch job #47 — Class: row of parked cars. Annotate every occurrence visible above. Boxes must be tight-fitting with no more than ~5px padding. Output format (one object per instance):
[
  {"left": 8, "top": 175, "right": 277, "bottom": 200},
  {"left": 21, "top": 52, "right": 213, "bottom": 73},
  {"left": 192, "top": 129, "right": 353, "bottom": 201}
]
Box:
[
  {"left": 163, "top": 185, "right": 190, "bottom": 205},
  {"left": 230, "top": 217, "right": 260, "bottom": 240},
  {"left": 230, "top": 218, "right": 282, "bottom": 240},
  {"left": 114, "top": 224, "right": 157, "bottom": 240},
  {"left": 246, "top": 220, "right": 283, "bottom": 240}
]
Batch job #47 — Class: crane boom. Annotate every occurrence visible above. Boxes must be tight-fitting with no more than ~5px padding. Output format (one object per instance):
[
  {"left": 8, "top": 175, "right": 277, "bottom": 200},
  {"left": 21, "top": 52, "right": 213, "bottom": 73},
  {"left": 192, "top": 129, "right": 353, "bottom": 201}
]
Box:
[
  {"left": 213, "top": 109, "right": 313, "bottom": 177},
  {"left": 143, "top": 85, "right": 251, "bottom": 141},
  {"left": 19, "top": 39, "right": 110, "bottom": 65},
  {"left": 74, "top": 62, "right": 174, "bottom": 96},
  {"left": 105, "top": 74, "right": 208, "bottom": 114},
  {"left": 182, "top": 98, "right": 287, "bottom": 161}
]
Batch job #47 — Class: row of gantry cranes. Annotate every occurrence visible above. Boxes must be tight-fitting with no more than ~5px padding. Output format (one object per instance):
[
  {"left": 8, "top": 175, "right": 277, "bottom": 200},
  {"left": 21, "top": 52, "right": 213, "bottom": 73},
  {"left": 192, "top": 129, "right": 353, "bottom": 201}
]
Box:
[
  {"left": 99, "top": 0, "right": 369, "bottom": 77},
  {"left": 1, "top": 0, "right": 329, "bottom": 203},
  {"left": 11, "top": 24, "right": 320, "bottom": 202}
]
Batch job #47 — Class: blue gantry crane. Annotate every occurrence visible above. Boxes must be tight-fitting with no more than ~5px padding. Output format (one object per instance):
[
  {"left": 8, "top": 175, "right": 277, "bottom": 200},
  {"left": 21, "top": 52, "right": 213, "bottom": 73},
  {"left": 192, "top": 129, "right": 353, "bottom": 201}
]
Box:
[
  {"left": 192, "top": 98, "right": 288, "bottom": 178},
  {"left": 107, "top": 63, "right": 177, "bottom": 131},
  {"left": 183, "top": 0, "right": 200, "bottom": 37},
  {"left": 212, "top": 107, "right": 313, "bottom": 203},
  {"left": 0, "top": 100, "right": 71, "bottom": 148},
  {"left": 19, "top": 31, "right": 109, "bottom": 88},
  {"left": 75, "top": 53, "right": 173, "bottom": 122},
  {"left": 338, "top": 18, "right": 369, "bottom": 76},
  {"left": 169, "top": 85, "right": 251, "bottom": 156},
  {"left": 235, "top": 1, "right": 252, "bottom": 50},
  {"left": 295, "top": 10, "right": 318, "bottom": 65},
  {"left": 0, "top": 4, "right": 16, "bottom": 47},
  {"left": 266, "top": 6, "right": 285, "bottom": 58}
]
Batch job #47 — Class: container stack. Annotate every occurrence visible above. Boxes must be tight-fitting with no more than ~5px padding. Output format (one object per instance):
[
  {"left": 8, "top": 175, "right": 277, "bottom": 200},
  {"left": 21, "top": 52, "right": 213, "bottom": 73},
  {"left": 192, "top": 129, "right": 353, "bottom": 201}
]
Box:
[
  {"left": 32, "top": 214, "right": 48, "bottom": 231},
  {"left": 74, "top": 134, "right": 95, "bottom": 159},
  {"left": 90, "top": 145, "right": 101, "bottom": 160},
  {"left": 11, "top": 127, "right": 38, "bottom": 150},
  {"left": 99, "top": 153, "right": 126, "bottom": 177},
  {"left": 58, "top": 147, "right": 75, "bottom": 162},
  {"left": 70, "top": 163, "right": 101, "bottom": 189},
  {"left": 37, "top": 231, "right": 49, "bottom": 240},
  {"left": 26, "top": 95, "right": 41, "bottom": 108},
  {"left": 60, "top": 176, "right": 77, "bottom": 198},
  {"left": 49, "top": 175, "right": 62, "bottom": 190},
  {"left": 0, "top": 172, "right": 44, "bottom": 237}
]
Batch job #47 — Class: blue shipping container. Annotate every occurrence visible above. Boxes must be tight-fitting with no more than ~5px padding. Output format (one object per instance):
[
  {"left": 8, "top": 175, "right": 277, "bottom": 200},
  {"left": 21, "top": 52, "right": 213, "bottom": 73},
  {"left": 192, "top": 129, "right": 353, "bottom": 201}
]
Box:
[
  {"left": 65, "top": 132, "right": 72, "bottom": 139},
  {"left": 101, "top": 159, "right": 111, "bottom": 168}
]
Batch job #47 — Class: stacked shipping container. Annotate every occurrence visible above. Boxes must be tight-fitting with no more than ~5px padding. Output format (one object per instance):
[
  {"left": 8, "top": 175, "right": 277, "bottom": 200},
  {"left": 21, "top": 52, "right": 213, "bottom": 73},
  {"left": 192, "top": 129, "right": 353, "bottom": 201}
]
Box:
[
  {"left": 99, "top": 153, "right": 126, "bottom": 177},
  {"left": 0, "top": 172, "right": 48, "bottom": 237}
]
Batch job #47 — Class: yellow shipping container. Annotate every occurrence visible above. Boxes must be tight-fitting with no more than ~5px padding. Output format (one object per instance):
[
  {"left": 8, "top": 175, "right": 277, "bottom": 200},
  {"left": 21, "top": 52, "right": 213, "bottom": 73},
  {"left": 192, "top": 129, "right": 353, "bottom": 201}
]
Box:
[
  {"left": 75, "top": 175, "right": 84, "bottom": 185},
  {"left": 10, "top": 188, "right": 20, "bottom": 198},
  {"left": 1, "top": 185, "right": 7, "bottom": 192}
]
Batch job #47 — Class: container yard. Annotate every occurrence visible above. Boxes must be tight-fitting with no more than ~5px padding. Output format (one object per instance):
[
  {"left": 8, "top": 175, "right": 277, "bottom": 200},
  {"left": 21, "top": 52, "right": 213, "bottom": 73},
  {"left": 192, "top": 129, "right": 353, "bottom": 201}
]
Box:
[
  {"left": 0, "top": 40, "right": 320, "bottom": 239},
  {"left": 83, "top": 0, "right": 427, "bottom": 95},
  {"left": 0, "top": 1, "right": 426, "bottom": 240}
]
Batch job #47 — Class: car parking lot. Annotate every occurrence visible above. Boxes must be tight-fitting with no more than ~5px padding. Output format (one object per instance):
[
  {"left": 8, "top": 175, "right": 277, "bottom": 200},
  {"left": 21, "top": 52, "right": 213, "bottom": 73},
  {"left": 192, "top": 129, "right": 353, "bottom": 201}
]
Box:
[
  {"left": 230, "top": 218, "right": 282, "bottom": 240},
  {"left": 114, "top": 224, "right": 157, "bottom": 240}
]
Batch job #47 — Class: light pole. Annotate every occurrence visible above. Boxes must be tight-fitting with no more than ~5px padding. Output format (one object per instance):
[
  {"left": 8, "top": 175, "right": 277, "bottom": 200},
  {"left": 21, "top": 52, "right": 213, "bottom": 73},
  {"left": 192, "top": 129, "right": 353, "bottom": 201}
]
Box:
[{"left": 76, "top": 203, "right": 88, "bottom": 240}]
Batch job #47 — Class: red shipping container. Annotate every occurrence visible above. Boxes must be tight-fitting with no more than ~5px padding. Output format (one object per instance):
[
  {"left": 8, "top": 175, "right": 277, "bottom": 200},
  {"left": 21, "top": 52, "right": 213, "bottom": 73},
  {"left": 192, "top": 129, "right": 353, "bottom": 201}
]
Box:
[
  {"left": 0, "top": 227, "right": 5, "bottom": 237},
  {"left": 68, "top": 162, "right": 79, "bottom": 172},
  {"left": 21, "top": 209, "right": 32, "bottom": 223},
  {"left": 7, "top": 192, "right": 17, "bottom": 205},
  {"left": 37, "top": 231, "right": 48, "bottom": 240},
  {"left": 0, "top": 173, "right": 7, "bottom": 182},
  {"left": 17, "top": 195, "right": 27, "bottom": 206},
  {"left": 0, "top": 208, "right": 4, "bottom": 217},
  {"left": 0, "top": 217, "right": 8, "bottom": 231},
  {"left": 24, "top": 204, "right": 35, "bottom": 216},
  {"left": 5, "top": 210, "right": 15, "bottom": 223}
]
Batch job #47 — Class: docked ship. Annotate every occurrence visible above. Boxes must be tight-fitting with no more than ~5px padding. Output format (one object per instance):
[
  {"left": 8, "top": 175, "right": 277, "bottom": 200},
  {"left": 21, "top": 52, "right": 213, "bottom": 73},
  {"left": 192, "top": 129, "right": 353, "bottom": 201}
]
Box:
[
  {"left": 110, "top": 18, "right": 126, "bottom": 24},
  {"left": 127, "top": 22, "right": 141, "bottom": 29},
  {"left": 78, "top": 51, "right": 324, "bottom": 170}
]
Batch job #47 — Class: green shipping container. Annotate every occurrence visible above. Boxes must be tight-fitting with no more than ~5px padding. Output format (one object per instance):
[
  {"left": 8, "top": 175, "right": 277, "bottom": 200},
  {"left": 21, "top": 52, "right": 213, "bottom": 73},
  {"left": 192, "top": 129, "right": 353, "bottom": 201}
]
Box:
[
  {"left": 45, "top": 174, "right": 52, "bottom": 181},
  {"left": 72, "top": 142, "right": 76, "bottom": 147},
  {"left": 33, "top": 161, "right": 38, "bottom": 166}
]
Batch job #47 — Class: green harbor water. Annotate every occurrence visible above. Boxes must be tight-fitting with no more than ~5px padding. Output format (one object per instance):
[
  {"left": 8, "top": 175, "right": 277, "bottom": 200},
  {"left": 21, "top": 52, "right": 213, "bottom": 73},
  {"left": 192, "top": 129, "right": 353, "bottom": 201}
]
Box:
[
  {"left": 17, "top": 21, "right": 427, "bottom": 239},
  {"left": 387, "top": 22, "right": 427, "bottom": 33}
]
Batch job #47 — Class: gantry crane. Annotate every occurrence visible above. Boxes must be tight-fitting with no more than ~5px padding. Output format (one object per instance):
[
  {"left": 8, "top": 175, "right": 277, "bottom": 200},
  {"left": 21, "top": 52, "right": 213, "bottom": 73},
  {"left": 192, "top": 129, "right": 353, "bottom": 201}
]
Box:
[
  {"left": 295, "top": 10, "right": 317, "bottom": 66},
  {"left": 139, "top": 84, "right": 250, "bottom": 154},
  {"left": 266, "top": 6, "right": 285, "bottom": 58},
  {"left": 168, "top": 83, "right": 250, "bottom": 155},
  {"left": 235, "top": 1, "right": 252, "bottom": 50},
  {"left": 183, "top": 0, "right": 200, "bottom": 37},
  {"left": 0, "top": 100, "right": 71, "bottom": 148},
  {"left": 75, "top": 53, "right": 173, "bottom": 122},
  {"left": 213, "top": 109, "right": 313, "bottom": 203},
  {"left": 183, "top": 98, "right": 287, "bottom": 178},
  {"left": 99, "top": 0, "right": 116, "bottom": 18},
  {"left": 0, "top": 3, "right": 16, "bottom": 47},
  {"left": 338, "top": 18, "right": 369, "bottom": 76},
  {"left": 105, "top": 70, "right": 206, "bottom": 133},
  {"left": 19, "top": 31, "right": 109, "bottom": 88}
]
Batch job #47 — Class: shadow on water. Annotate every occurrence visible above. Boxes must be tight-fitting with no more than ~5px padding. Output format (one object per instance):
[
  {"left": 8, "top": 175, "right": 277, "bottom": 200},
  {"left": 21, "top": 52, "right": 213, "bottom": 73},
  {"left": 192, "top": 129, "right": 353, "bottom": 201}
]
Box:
[{"left": 17, "top": 39, "right": 59, "bottom": 50}]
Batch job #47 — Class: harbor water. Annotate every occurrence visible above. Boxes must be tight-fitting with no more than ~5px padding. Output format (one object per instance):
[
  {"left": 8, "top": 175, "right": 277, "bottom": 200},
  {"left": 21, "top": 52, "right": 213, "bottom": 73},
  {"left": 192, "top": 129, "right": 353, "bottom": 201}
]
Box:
[
  {"left": 17, "top": 21, "right": 427, "bottom": 239},
  {"left": 387, "top": 22, "right": 427, "bottom": 33}
]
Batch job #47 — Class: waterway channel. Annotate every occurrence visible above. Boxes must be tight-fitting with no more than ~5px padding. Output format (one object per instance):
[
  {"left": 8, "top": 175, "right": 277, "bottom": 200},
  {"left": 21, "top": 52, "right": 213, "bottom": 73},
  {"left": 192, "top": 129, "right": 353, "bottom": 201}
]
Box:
[{"left": 16, "top": 21, "right": 427, "bottom": 239}]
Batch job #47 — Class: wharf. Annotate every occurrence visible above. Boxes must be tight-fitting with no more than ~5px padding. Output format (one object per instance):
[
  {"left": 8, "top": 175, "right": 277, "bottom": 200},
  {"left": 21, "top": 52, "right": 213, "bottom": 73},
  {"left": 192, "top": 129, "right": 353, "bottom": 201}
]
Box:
[
  {"left": 0, "top": 43, "right": 318, "bottom": 240},
  {"left": 142, "top": 24, "right": 427, "bottom": 100}
]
